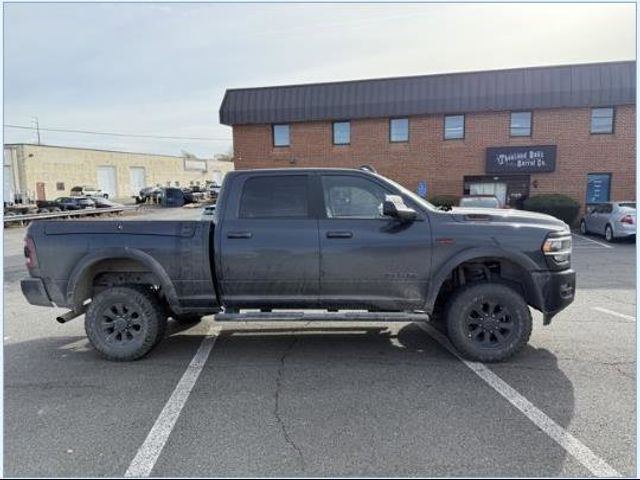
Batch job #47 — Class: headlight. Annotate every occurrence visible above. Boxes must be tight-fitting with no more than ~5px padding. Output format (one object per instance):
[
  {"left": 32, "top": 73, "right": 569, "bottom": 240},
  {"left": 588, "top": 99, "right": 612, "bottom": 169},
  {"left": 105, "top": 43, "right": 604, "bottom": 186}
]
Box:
[{"left": 542, "top": 235, "right": 572, "bottom": 264}]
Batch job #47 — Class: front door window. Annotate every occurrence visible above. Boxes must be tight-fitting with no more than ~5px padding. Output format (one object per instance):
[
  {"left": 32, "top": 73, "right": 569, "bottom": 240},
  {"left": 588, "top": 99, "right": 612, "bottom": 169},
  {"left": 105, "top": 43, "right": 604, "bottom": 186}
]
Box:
[{"left": 322, "top": 175, "right": 387, "bottom": 219}]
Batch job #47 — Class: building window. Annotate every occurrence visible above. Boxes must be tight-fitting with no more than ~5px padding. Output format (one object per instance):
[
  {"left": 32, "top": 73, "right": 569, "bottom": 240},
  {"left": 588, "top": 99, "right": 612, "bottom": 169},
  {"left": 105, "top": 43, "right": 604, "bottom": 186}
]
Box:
[
  {"left": 272, "top": 124, "right": 290, "bottom": 147},
  {"left": 444, "top": 115, "right": 465, "bottom": 140},
  {"left": 389, "top": 118, "right": 409, "bottom": 143},
  {"left": 591, "top": 107, "right": 614, "bottom": 134},
  {"left": 510, "top": 111, "right": 532, "bottom": 137},
  {"left": 56, "top": 182, "right": 65, "bottom": 191},
  {"left": 333, "top": 121, "right": 351, "bottom": 145}
]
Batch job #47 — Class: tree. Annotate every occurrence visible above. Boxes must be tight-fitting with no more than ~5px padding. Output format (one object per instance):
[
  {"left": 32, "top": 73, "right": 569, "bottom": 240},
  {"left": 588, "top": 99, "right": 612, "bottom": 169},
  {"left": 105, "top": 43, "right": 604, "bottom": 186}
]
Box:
[
  {"left": 181, "top": 150, "right": 198, "bottom": 160},
  {"left": 214, "top": 147, "right": 234, "bottom": 163}
]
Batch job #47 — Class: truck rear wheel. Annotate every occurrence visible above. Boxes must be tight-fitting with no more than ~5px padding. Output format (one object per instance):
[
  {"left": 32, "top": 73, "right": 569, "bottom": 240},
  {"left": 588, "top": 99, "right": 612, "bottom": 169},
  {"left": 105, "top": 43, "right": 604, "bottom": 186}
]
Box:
[
  {"left": 85, "top": 286, "right": 167, "bottom": 361},
  {"left": 445, "top": 282, "right": 532, "bottom": 362}
]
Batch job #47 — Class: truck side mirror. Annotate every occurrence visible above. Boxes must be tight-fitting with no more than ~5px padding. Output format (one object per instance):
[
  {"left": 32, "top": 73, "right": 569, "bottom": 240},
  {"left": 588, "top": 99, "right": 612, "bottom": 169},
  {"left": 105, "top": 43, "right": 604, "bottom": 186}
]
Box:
[{"left": 383, "top": 195, "right": 417, "bottom": 221}]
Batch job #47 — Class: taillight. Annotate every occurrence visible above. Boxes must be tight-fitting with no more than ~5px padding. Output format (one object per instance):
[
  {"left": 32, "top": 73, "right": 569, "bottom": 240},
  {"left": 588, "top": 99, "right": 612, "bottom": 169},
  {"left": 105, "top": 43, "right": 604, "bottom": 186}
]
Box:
[
  {"left": 24, "top": 236, "right": 38, "bottom": 269},
  {"left": 620, "top": 215, "right": 635, "bottom": 225}
]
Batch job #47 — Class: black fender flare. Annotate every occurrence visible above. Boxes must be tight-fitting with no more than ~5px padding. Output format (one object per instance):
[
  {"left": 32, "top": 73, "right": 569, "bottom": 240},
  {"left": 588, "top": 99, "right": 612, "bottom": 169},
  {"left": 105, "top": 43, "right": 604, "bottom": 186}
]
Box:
[
  {"left": 424, "top": 246, "right": 542, "bottom": 313},
  {"left": 65, "top": 247, "right": 180, "bottom": 310}
]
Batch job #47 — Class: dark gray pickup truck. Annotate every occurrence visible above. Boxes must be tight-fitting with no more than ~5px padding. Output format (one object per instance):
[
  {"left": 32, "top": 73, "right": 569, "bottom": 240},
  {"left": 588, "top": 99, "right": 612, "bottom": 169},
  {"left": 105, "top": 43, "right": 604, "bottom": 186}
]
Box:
[{"left": 22, "top": 168, "right": 576, "bottom": 362}]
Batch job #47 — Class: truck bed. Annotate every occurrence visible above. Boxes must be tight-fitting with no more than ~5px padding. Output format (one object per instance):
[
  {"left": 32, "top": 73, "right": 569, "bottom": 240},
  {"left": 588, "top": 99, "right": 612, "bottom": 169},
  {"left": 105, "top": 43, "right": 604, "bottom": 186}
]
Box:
[{"left": 26, "top": 220, "right": 219, "bottom": 313}]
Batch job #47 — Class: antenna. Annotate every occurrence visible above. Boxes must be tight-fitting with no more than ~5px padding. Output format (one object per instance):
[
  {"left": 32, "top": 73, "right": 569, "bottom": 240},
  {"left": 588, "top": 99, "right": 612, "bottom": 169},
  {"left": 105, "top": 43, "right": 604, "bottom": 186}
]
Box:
[
  {"left": 33, "top": 117, "right": 41, "bottom": 144},
  {"left": 359, "top": 164, "right": 377, "bottom": 173}
]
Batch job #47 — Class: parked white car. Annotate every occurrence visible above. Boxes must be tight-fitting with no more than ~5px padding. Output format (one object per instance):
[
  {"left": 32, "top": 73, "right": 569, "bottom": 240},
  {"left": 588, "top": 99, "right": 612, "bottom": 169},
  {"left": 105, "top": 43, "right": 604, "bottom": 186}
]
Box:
[
  {"left": 580, "top": 201, "right": 636, "bottom": 242},
  {"left": 70, "top": 185, "right": 108, "bottom": 198}
]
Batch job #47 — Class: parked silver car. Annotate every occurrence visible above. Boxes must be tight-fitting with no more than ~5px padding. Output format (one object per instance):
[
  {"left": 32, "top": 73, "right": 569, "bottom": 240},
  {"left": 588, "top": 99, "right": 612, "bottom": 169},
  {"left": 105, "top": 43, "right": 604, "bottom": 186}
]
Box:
[{"left": 580, "top": 201, "right": 636, "bottom": 242}]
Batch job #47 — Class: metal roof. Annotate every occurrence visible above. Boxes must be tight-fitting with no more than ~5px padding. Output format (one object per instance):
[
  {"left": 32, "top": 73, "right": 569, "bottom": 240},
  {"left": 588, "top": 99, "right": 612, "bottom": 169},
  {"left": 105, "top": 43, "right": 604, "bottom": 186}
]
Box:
[{"left": 219, "top": 61, "right": 635, "bottom": 126}]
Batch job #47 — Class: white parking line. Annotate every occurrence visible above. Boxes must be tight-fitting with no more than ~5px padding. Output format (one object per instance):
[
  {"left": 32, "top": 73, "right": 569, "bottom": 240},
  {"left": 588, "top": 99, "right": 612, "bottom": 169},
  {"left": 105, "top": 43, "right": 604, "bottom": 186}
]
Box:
[
  {"left": 419, "top": 323, "right": 621, "bottom": 478},
  {"left": 592, "top": 307, "right": 635, "bottom": 322},
  {"left": 572, "top": 233, "right": 613, "bottom": 249},
  {"left": 125, "top": 324, "right": 221, "bottom": 478}
]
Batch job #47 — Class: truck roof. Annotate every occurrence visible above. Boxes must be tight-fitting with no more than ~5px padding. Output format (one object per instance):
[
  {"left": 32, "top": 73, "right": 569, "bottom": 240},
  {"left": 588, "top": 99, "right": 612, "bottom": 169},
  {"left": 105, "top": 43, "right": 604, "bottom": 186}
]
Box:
[{"left": 229, "top": 167, "right": 377, "bottom": 175}]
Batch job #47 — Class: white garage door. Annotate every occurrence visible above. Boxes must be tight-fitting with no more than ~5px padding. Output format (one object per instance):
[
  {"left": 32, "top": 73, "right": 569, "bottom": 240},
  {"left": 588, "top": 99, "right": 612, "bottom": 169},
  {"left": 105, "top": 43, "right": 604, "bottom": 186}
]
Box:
[
  {"left": 4, "top": 149, "right": 15, "bottom": 204},
  {"left": 129, "top": 167, "right": 146, "bottom": 196},
  {"left": 97, "top": 166, "right": 118, "bottom": 198}
]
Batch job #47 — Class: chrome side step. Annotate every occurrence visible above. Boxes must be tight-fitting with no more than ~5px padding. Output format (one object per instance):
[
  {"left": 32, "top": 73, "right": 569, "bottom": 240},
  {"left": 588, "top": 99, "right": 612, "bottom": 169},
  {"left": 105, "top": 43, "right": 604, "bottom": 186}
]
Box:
[{"left": 214, "top": 310, "right": 430, "bottom": 322}]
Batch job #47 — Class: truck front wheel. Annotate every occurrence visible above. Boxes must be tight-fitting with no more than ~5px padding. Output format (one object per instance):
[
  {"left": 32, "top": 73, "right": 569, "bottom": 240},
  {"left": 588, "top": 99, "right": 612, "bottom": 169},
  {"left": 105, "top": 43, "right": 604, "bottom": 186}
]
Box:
[
  {"left": 85, "top": 286, "right": 167, "bottom": 361},
  {"left": 445, "top": 283, "right": 532, "bottom": 362}
]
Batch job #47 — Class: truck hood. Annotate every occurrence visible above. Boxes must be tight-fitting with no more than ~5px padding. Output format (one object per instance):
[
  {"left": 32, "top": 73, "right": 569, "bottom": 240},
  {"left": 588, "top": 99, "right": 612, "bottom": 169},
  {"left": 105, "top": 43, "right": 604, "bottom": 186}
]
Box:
[{"left": 449, "top": 207, "right": 569, "bottom": 231}]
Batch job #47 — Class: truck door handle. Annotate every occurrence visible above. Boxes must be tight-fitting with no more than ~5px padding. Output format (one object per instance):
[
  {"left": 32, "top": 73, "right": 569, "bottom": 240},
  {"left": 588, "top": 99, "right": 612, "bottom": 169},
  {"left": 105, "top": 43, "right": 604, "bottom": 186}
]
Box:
[
  {"left": 326, "top": 231, "right": 353, "bottom": 239},
  {"left": 227, "top": 231, "right": 252, "bottom": 239}
]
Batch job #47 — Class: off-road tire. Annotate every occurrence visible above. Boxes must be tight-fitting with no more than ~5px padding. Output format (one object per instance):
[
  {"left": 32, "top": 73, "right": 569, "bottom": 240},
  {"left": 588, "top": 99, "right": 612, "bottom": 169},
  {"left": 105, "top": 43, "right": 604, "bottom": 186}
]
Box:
[
  {"left": 445, "top": 282, "right": 532, "bottom": 363},
  {"left": 85, "top": 286, "right": 167, "bottom": 361}
]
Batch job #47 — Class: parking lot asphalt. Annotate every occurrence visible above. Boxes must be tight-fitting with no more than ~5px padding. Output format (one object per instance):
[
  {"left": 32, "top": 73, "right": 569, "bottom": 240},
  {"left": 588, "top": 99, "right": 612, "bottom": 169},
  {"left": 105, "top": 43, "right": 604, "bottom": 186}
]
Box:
[{"left": 3, "top": 207, "right": 636, "bottom": 477}]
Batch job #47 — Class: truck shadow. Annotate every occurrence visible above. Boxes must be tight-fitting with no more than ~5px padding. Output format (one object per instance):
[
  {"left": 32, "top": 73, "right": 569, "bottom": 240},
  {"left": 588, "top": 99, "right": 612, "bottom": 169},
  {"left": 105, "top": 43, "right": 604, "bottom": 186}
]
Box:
[
  {"left": 159, "top": 321, "right": 575, "bottom": 477},
  {"left": 4, "top": 321, "right": 576, "bottom": 477}
]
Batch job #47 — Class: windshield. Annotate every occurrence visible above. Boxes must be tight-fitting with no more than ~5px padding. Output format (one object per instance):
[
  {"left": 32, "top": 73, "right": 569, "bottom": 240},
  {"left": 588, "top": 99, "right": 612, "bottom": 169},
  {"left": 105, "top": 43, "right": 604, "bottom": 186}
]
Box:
[
  {"left": 619, "top": 202, "right": 636, "bottom": 209},
  {"left": 460, "top": 197, "right": 500, "bottom": 208}
]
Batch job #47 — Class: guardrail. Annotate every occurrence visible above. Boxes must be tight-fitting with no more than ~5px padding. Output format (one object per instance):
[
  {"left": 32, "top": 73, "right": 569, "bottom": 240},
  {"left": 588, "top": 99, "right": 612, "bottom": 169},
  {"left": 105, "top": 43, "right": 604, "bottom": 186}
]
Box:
[{"left": 4, "top": 206, "right": 140, "bottom": 226}]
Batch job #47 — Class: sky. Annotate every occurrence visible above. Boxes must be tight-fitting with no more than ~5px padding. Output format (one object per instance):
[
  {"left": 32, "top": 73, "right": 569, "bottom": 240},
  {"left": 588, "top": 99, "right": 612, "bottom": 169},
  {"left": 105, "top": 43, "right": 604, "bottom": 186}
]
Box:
[{"left": 3, "top": 2, "right": 636, "bottom": 158}]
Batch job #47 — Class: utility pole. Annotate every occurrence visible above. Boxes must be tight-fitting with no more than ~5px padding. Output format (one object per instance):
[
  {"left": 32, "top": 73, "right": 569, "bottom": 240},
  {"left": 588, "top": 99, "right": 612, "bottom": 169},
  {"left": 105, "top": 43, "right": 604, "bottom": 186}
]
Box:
[{"left": 32, "top": 117, "right": 41, "bottom": 144}]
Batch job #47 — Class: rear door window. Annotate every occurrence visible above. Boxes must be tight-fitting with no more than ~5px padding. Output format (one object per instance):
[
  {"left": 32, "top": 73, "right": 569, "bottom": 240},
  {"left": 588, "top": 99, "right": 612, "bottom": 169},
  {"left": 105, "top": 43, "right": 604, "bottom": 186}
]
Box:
[{"left": 239, "top": 175, "right": 309, "bottom": 218}]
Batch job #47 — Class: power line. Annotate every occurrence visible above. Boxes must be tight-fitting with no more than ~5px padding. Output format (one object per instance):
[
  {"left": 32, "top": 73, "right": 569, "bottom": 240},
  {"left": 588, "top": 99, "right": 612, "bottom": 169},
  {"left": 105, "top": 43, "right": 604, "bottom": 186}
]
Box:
[{"left": 4, "top": 123, "right": 232, "bottom": 142}]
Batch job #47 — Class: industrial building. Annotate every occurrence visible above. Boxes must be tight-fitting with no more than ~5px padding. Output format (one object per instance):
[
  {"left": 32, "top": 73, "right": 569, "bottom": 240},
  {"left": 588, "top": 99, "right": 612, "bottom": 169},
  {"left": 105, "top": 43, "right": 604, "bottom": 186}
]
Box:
[
  {"left": 220, "top": 61, "right": 635, "bottom": 210},
  {"left": 3, "top": 144, "right": 234, "bottom": 203}
]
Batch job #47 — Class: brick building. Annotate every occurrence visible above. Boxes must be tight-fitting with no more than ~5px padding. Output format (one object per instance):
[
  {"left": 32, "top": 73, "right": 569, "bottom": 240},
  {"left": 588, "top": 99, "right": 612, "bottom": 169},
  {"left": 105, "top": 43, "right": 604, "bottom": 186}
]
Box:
[{"left": 220, "top": 61, "right": 635, "bottom": 210}]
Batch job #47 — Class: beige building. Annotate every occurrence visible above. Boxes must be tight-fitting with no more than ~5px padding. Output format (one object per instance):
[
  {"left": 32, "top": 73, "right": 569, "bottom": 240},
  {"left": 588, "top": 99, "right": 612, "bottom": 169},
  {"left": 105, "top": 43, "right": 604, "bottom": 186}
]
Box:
[{"left": 3, "top": 144, "right": 234, "bottom": 202}]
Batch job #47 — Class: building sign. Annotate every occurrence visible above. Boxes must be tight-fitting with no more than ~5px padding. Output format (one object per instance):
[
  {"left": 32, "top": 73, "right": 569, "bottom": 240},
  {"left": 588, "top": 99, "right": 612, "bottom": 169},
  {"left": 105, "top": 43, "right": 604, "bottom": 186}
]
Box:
[
  {"left": 183, "top": 156, "right": 208, "bottom": 172},
  {"left": 586, "top": 173, "right": 611, "bottom": 203},
  {"left": 486, "top": 145, "right": 556, "bottom": 173},
  {"left": 416, "top": 181, "right": 428, "bottom": 198}
]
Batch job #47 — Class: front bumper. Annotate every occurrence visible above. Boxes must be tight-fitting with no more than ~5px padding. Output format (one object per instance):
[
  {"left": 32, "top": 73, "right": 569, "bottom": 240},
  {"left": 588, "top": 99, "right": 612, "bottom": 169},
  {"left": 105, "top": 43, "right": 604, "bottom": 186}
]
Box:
[
  {"left": 21, "top": 278, "right": 54, "bottom": 307},
  {"left": 530, "top": 268, "right": 576, "bottom": 325}
]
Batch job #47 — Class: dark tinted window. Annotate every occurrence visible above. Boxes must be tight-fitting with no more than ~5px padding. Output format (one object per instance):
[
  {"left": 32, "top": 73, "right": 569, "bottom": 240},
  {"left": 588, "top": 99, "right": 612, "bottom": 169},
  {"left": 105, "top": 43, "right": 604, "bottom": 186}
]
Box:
[
  {"left": 322, "top": 175, "right": 388, "bottom": 219},
  {"left": 510, "top": 111, "right": 532, "bottom": 137},
  {"left": 444, "top": 115, "right": 465, "bottom": 139},
  {"left": 591, "top": 107, "right": 614, "bottom": 134},
  {"left": 240, "top": 176, "right": 308, "bottom": 218}
]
